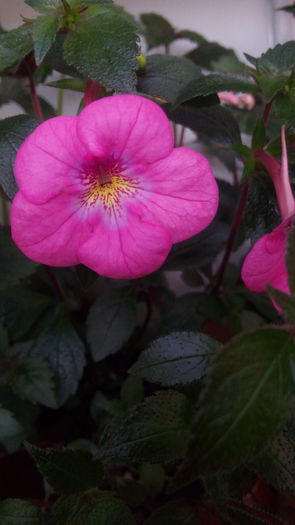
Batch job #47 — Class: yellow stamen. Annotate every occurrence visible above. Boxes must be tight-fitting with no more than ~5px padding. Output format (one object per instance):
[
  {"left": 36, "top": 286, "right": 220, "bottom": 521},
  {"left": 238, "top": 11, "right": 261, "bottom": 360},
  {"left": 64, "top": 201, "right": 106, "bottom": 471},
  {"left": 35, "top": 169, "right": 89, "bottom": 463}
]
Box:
[{"left": 81, "top": 171, "right": 138, "bottom": 211}]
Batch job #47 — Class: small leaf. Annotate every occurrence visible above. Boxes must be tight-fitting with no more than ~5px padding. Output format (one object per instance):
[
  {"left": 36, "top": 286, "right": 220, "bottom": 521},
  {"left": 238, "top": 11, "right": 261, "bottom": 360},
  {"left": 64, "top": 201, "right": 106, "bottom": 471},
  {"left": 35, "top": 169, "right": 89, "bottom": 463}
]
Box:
[
  {"left": 0, "top": 405, "right": 24, "bottom": 452},
  {"left": 0, "top": 498, "right": 41, "bottom": 525},
  {"left": 0, "top": 228, "right": 38, "bottom": 290},
  {"left": 177, "top": 328, "right": 295, "bottom": 480},
  {"left": 130, "top": 331, "right": 220, "bottom": 386},
  {"left": 144, "top": 499, "right": 196, "bottom": 525},
  {"left": 256, "top": 41, "right": 295, "bottom": 76},
  {"left": 140, "top": 13, "right": 175, "bottom": 49},
  {"left": 64, "top": 13, "right": 139, "bottom": 92},
  {"left": 32, "top": 13, "right": 60, "bottom": 65},
  {"left": 187, "top": 42, "right": 245, "bottom": 74},
  {"left": 26, "top": 0, "right": 61, "bottom": 12},
  {"left": 86, "top": 290, "right": 137, "bottom": 362},
  {"left": 32, "top": 306, "right": 86, "bottom": 406},
  {"left": 0, "top": 115, "right": 38, "bottom": 199},
  {"left": 10, "top": 357, "right": 56, "bottom": 408},
  {"left": 0, "top": 25, "right": 33, "bottom": 73},
  {"left": 175, "top": 29, "right": 207, "bottom": 44},
  {"left": 137, "top": 54, "right": 202, "bottom": 105},
  {"left": 97, "top": 390, "right": 192, "bottom": 464},
  {"left": 47, "top": 77, "right": 85, "bottom": 91},
  {"left": 26, "top": 443, "right": 103, "bottom": 494},
  {"left": 252, "top": 119, "right": 266, "bottom": 149},
  {"left": 52, "top": 489, "right": 136, "bottom": 525}
]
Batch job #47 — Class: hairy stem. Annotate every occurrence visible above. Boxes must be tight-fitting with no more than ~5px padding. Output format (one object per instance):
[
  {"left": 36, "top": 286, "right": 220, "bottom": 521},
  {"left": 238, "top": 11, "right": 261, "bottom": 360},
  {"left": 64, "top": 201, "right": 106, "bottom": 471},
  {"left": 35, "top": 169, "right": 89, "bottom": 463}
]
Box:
[
  {"left": 57, "top": 74, "right": 65, "bottom": 116},
  {"left": 27, "top": 66, "right": 43, "bottom": 123},
  {"left": 212, "top": 181, "right": 249, "bottom": 293}
]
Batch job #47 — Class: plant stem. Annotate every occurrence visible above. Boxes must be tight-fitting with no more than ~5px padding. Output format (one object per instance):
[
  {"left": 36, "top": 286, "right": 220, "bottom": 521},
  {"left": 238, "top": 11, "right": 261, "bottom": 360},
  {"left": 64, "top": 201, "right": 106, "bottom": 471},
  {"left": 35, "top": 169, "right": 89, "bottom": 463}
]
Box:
[
  {"left": 165, "top": 43, "right": 170, "bottom": 55},
  {"left": 45, "top": 266, "right": 66, "bottom": 302},
  {"left": 1, "top": 196, "right": 9, "bottom": 226},
  {"left": 57, "top": 74, "right": 65, "bottom": 116},
  {"left": 262, "top": 98, "right": 273, "bottom": 124},
  {"left": 178, "top": 126, "right": 186, "bottom": 147},
  {"left": 27, "top": 66, "right": 43, "bottom": 123},
  {"left": 212, "top": 181, "right": 249, "bottom": 293}
]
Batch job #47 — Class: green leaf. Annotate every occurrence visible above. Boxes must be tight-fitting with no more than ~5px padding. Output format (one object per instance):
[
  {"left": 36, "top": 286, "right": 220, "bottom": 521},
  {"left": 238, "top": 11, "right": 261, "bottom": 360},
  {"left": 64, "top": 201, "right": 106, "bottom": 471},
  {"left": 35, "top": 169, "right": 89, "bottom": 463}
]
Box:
[
  {"left": 256, "top": 41, "right": 295, "bottom": 76},
  {"left": 44, "top": 33, "right": 81, "bottom": 77},
  {"left": 286, "top": 219, "right": 295, "bottom": 293},
  {"left": 268, "top": 288, "right": 295, "bottom": 325},
  {"left": 26, "top": 443, "right": 103, "bottom": 494},
  {"left": 168, "top": 100, "right": 241, "bottom": 145},
  {"left": 187, "top": 42, "right": 245, "bottom": 74},
  {"left": 144, "top": 499, "right": 196, "bottom": 525},
  {"left": 32, "top": 307, "right": 86, "bottom": 405},
  {"left": 46, "top": 77, "right": 84, "bottom": 91},
  {"left": 10, "top": 357, "right": 56, "bottom": 407},
  {"left": 140, "top": 13, "right": 175, "bottom": 49},
  {"left": 52, "top": 489, "right": 136, "bottom": 525},
  {"left": 130, "top": 331, "right": 220, "bottom": 387},
  {"left": 257, "top": 74, "right": 288, "bottom": 101},
  {"left": 63, "top": 13, "right": 139, "bottom": 92},
  {"left": 176, "top": 328, "right": 295, "bottom": 480},
  {"left": 0, "top": 78, "right": 56, "bottom": 120},
  {"left": 0, "top": 228, "right": 38, "bottom": 290},
  {"left": 250, "top": 422, "right": 295, "bottom": 495},
  {"left": 137, "top": 54, "right": 202, "bottom": 105},
  {"left": 86, "top": 290, "right": 137, "bottom": 362},
  {"left": 120, "top": 375, "right": 144, "bottom": 409},
  {"left": 0, "top": 499, "right": 41, "bottom": 525},
  {"left": 26, "top": 0, "right": 61, "bottom": 12},
  {"left": 0, "top": 115, "right": 38, "bottom": 199},
  {"left": 243, "top": 175, "right": 280, "bottom": 243},
  {"left": 251, "top": 119, "right": 266, "bottom": 149},
  {"left": 0, "top": 286, "right": 52, "bottom": 340},
  {"left": 0, "top": 25, "right": 33, "bottom": 73},
  {"left": 273, "top": 92, "right": 295, "bottom": 127},
  {"left": 0, "top": 405, "right": 24, "bottom": 452},
  {"left": 32, "top": 13, "right": 60, "bottom": 65},
  {"left": 97, "top": 390, "right": 192, "bottom": 463},
  {"left": 175, "top": 29, "right": 207, "bottom": 44},
  {"left": 174, "top": 73, "right": 258, "bottom": 107},
  {"left": 139, "top": 463, "right": 165, "bottom": 498}
]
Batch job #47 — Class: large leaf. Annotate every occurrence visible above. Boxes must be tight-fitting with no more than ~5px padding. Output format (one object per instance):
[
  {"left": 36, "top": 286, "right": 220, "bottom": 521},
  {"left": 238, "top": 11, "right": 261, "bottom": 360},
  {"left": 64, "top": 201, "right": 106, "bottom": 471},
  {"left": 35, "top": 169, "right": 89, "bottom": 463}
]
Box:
[
  {"left": 0, "top": 115, "right": 38, "bottom": 199},
  {"left": 137, "top": 54, "right": 202, "bottom": 105},
  {"left": 0, "top": 25, "right": 33, "bottom": 73},
  {"left": 26, "top": 443, "right": 103, "bottom": 494},
  {"left": 0, "top": 228, "right": 38, "bottom": 291},
  {"left": 63, "top": 13, "right": 139, "bottom": 92},
  {"left": 52, "top": 489, "right": 136, "bottom": 525},
  {"left": 86, "top": 290, "right": 137, "bottom": 362},
  {"left": 32, "top": 13, "right": 60, "bottom": 65},
  {"left": 174, "top": 73, "right": 258, "bottom": 107},
  {"left": 97, "top": 390, "right": 191, "bottom": 463},
  {"left": 32, "top": 307, "right": 86, "bottom": 406},
  {"left": 175, "top": 328, "right": 295, "bottom": 482},
  {"left": 140, "top": 13, "right": 175, "bottom": 49},
  {"left": 167, "top": 100, "right": 241, "bottom": 145},
  {"left": 130, "top": 331, "right": 220, "bottom": 386},
  {"left": 0, "top": 286, "right": 52, "bottom": 340},
  {"left": 0, "top": 499, "right": 41, "bottom": 525}
]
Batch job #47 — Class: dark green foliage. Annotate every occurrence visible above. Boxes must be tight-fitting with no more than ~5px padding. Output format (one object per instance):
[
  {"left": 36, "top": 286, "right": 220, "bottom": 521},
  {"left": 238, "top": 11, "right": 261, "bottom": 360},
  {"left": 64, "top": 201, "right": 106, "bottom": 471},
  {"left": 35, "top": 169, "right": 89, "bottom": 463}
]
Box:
[
  {"left": 130, "top": 331, "right": 220, "bottom": 386},
  {"left": 0, "top": 405, "right": 25, "bottom": 452},
  {"left": 0, "top": 115, "right": 38, "bottom": 199},
  {"left": 0, "top": 228, "right": 38, "bottom": 290},
  {"left": 26, "top": 443, "right": 103, "bottom": 494},
  {"left": 0, "top": 499, "right": 41, "bottom": 525},
  {"left": 144, "top": 499, "right": 197, "bottom": 525},
  {"left": 86, "top": 290, "right": 137, "bottom": 362},
  {"left": 97, "top": 390, "right": 192, "bottom": 463},
  {"left": 63, "top": 13, "right": 139, "bottom": 91},
  {"left": 187, "top": 41, "right": 245, "bottom": 73},
  {"left": 52, "top": 489, "right": 136, "bottom": 524},
  {"left": 32, "top": 13, "right": 60, "bottom": 65},
  {"left": 140, "top": 13, "right": 175, "bottom": 49},
  {"left": 0, "top": 26, "right": 33, "bottom": 73}
]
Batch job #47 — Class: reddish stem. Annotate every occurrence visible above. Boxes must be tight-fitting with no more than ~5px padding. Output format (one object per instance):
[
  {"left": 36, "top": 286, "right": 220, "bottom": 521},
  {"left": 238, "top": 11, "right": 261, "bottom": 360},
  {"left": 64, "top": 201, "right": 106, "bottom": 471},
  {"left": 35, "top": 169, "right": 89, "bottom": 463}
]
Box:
[
  {"left": 26, "top": 66, "right": 43, "bottom": 123},
  {"left": 212, "top": 181, "right": 249, "bottom": 293},
  {"left": 83, "top": 79, "right": 102, "bottom": 107}
]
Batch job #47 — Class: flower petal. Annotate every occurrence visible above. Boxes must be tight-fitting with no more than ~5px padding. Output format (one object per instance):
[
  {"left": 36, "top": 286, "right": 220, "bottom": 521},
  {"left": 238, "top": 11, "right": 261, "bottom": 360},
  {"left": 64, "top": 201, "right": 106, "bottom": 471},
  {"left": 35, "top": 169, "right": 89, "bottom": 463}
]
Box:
[
  {"left": 133, "top": 147, "right": 218, "bottom": 243},
  {"left": 241, "top": 221, "right": 289, "bottom": 294},
  {"left": 78, "top": 208, "right": 172, "bottom": 279},
  {"left": 78, "top": 95, "right": 174, "bottom": 165},
  {"left": 14, "top": 116, "right": 89, "bottom": 204},
  {"left": 11, "top": 192, "right": 93, "bottom": 266}
]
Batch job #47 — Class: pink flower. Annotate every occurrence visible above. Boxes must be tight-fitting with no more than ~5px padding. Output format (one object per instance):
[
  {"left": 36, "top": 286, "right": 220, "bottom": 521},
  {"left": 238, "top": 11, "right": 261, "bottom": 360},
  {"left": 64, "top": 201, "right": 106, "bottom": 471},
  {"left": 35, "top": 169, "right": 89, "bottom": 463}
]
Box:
[
  {"left": 242, "top": 126, "right": 294, "bottom": 296},
  {"left": 218, "top": 91, "right": 256, "bottom": 110},
  {"left": 11, "top": 95, "right": 218, "bottom": 279}
]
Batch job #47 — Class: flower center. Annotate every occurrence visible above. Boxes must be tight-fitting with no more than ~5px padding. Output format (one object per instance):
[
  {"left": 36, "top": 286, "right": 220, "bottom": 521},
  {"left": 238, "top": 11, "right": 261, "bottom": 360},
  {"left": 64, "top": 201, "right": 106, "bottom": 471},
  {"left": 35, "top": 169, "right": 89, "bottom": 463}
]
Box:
[{"left": 80, "top": 162, "right": 138, "bottom": 211}]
